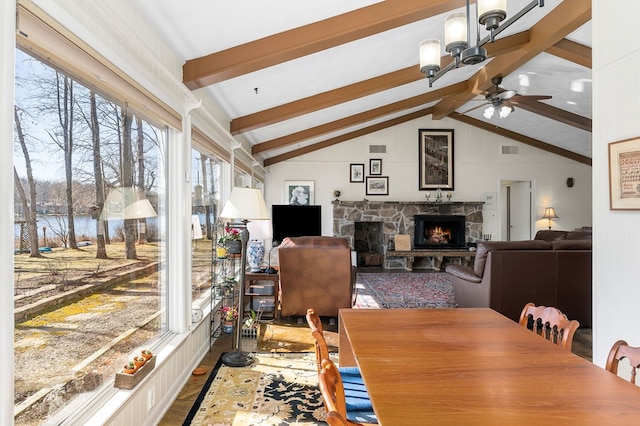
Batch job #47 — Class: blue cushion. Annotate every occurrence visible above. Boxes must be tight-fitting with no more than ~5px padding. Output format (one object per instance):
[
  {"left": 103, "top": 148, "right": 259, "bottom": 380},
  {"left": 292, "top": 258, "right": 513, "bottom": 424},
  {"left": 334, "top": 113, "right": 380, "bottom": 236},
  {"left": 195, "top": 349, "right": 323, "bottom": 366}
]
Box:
[
  {"left": 338, "top": 366, "right": 362, "bottom": 377},
  {"left": 347, "top": 409, "right": 378, "bottom": 424},
  {"left": 345, "top": 389, "right": 374, "bottom": 411}
]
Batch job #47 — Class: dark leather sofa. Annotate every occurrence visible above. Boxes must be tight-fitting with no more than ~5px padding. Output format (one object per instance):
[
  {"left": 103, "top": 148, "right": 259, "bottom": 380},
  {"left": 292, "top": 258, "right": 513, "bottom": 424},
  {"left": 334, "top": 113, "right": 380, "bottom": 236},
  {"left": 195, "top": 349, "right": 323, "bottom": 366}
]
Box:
[
  {"left": 277, "top": 236, "right": 355, "bottom": 318},
  {"left": 445, "top": 230, "right": 592, "bottom": 326}
]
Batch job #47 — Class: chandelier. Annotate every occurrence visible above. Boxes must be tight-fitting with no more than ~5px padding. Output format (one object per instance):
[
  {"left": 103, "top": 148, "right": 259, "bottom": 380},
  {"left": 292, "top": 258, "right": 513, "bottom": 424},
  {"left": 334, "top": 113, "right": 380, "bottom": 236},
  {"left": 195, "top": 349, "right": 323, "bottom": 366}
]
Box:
[{"left": 419, "top": 0, "right": 545, "bottom": 87}]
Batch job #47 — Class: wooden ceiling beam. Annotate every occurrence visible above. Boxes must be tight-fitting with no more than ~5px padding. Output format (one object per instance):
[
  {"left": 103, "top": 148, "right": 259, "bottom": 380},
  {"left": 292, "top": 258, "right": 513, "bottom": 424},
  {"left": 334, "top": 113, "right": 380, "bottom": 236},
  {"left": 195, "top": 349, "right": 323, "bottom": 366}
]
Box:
[
  {"left": 252, "top": 82, "right": 467, "bottom": 155},
  {"left": 515, "top": 101, "right": 591, "bottom": 132},
  {"left": 450, "top": 113, "right": 591, "bottom": 166},
  {"left": 231, "top": 31, "right": 530, "bottom": 135},
  {"left": 183, "top": 0, "right": 467, "bottom": 89},
  {"left": 432, "top": 0, "right": 591, "bottom": 120},
  {"left": 546, "top": 38, "right": 592, "bottom": 68},
  {"left": 263, "top": 108, "right": 434, "bottom": 166}
]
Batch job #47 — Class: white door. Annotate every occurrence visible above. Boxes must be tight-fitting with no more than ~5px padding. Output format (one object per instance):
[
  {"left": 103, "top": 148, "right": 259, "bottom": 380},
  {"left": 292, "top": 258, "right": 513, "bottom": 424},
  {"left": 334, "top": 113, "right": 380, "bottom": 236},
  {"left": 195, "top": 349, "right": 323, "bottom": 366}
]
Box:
[{"left": 501, "top": 180, "right": 532, "bottom": 241}]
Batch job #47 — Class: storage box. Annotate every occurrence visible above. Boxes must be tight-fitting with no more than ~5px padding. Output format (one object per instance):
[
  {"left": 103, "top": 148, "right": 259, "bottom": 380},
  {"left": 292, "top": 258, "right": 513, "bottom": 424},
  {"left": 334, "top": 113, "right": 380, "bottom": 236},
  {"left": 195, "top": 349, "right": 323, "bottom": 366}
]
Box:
[{"left": 395, "top": 234, "right": 411, "bottom": 251}]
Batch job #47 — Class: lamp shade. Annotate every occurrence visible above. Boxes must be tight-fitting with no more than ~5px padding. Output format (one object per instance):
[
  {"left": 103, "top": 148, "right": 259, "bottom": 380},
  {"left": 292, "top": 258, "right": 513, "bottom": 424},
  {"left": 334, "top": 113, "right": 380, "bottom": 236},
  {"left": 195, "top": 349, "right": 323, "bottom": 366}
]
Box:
[
  {"left": 247, "top": 219, "right": 272, "bottom": 241},
  {"left": 219, "top": 187, "right": 270, "bottom": 221},
  {"left": 99, "top": 187, "right": 157, "bottom": 220},
  {"left": 542, "top": 207, "right": 559, "bottom": 219}
]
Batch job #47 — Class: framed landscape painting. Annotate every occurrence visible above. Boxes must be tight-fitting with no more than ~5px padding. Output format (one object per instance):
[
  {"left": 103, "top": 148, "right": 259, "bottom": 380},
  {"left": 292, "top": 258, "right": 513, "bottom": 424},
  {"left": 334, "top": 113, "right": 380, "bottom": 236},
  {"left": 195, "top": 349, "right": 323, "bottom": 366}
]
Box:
[
  {"left": 609, "top": 137, "right": 640, "bottom": 210},
  {"left": 418, "top": 129, "right": 454, "bottom": 190},
  {"left": 285, "top": 180, "right": 314, "bottom": 205},
  {"left": 366, "top": 176, "right": 389, "bottom": 196}
]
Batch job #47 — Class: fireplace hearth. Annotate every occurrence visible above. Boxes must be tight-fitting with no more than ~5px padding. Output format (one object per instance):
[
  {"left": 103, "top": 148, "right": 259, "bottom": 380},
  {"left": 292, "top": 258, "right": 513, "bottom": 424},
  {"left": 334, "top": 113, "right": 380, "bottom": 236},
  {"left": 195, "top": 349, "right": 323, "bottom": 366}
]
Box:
[{"left": 414, "top": 215, "right": 466, "bottom": 249}]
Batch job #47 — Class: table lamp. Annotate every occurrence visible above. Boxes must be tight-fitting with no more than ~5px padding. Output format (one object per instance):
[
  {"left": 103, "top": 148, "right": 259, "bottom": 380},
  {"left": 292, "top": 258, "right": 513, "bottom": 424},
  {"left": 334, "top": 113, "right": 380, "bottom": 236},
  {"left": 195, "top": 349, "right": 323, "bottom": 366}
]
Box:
[
  {"left": 219, "top": 187, "right": 270, "bottom": 367},
  {"left": 542, "top": 207, "right": 558, "bottom": 230}
]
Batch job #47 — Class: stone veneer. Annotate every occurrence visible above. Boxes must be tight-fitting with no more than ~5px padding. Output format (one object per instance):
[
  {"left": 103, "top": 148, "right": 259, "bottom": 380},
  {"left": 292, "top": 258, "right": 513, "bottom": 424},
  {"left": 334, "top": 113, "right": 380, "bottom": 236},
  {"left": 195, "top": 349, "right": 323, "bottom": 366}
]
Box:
[{"left": 332, "top": 200, "right": 484, "bottom": 269}]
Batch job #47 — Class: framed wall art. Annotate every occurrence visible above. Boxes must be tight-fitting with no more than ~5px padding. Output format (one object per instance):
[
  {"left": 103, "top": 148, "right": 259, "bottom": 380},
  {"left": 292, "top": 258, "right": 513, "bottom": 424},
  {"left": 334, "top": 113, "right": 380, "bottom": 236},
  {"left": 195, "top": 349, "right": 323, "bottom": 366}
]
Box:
[
  {"left": 609, "top": 137, "right": 640, "bottom": 210},
  {"left": 366, "top": 176, "right": 389, "bottom": 196},
  {"left": 418, "top": 129, "right": 454, "bottom": 190},
  {"left": 285, "top": 180, "right": 314, "bottom": 206},
  {"left": 369, "top": 158, "right": 382, "bottom": 175},
  {"left": 350, "top": 163, "right": 365, "bottom": 182}
]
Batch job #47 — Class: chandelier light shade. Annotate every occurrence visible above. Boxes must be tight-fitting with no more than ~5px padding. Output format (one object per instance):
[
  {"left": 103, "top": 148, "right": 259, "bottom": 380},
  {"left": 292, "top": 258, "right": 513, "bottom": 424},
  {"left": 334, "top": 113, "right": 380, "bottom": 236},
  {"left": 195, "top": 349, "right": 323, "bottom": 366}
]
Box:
[
  {"left": 444, "top": 12, "right": 467, "bottom": 60},
  {"left": 542, "top": 207, "right": 559, "bottom": 230},
  {"left": 419, "top": 0, "right": 544, "bottom": 87},
  {"left": 419, "top": 39, "right": 441, "bottom": 78},
  {"left": 478, "top": 0, "right": 507, "bottom": 35}
]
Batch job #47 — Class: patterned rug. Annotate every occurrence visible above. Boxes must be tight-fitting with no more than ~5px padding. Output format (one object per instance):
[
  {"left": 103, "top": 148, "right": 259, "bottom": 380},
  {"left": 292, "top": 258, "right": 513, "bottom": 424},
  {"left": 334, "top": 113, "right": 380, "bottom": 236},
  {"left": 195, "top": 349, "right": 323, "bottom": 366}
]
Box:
[
  {"left": 183, "top": 352, "right": 330, "bottom": 425},
  {"left": 354, "top": 272, "right": 457, "bottom": 309}
]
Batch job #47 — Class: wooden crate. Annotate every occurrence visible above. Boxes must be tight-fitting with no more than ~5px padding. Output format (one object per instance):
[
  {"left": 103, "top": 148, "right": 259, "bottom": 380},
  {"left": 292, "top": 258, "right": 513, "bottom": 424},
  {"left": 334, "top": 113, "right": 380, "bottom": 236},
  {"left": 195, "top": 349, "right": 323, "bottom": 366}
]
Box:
[{"left": 114, "top": 355, "right": 156, "bottom": 390}]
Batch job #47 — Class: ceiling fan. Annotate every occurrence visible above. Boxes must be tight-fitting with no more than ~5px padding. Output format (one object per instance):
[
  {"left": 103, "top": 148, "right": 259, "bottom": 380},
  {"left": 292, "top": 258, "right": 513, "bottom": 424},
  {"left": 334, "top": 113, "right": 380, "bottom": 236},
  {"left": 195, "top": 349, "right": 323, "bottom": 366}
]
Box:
[{"left": 462, "top": 76, "right": 552, "bottom": 119}]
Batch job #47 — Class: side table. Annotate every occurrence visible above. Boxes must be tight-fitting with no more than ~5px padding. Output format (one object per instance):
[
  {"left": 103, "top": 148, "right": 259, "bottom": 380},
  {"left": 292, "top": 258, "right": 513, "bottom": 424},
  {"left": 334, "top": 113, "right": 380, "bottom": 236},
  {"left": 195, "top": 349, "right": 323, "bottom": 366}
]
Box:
[{"left": 244, "top": 271, "right": 279, "bottom": 320}]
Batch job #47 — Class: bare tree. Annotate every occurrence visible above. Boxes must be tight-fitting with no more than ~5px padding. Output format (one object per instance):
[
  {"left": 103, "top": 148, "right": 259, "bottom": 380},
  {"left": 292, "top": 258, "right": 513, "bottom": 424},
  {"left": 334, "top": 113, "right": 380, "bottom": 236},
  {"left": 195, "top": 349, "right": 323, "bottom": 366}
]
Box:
[
  {"left": 46, "top": 73, "right": 78, "bottom": 249},
  {"left": 89, "top": 92, "right": 108, "bottom": 258},
  {"left": 121, "top": 109, "right": 137, "bottom": 259},
  {"left": 136, "top": 116, "right": 150, "bottom": 244},
  {"left": 13, "top": 106, "right": 43, "bottom": 258}
]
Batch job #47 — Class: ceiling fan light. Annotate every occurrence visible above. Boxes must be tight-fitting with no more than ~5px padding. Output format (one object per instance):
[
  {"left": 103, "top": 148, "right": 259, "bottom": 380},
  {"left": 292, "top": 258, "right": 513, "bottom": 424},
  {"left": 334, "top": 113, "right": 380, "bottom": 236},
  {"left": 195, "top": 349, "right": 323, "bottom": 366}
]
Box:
[
  {"left": 478, "top": 0, "right": 507, "bottom": 31},
  {"left": 483, "top": 106, "right": 495, "bottom": 119},
  {"left": 444, "top": 12, "right": 468, "bottom": 58},
  {"left": 419, "top": 39, "right": 441, "bottom": 77},
  {"left": 499, "top": 105, "right": 512, "bottom": 118}
]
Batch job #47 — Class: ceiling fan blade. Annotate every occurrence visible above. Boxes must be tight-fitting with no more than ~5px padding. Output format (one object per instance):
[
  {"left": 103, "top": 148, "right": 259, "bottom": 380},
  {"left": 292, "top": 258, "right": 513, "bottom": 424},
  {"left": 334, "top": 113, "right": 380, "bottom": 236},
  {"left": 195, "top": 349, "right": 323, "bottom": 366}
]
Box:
[
  {"left": 496, "top": 90, "right": 517, "bottom": 100},
  {"left": 461, "top": 102, "right": 489, "bottom": 114},
  {"left": 511, "top": 94, "right": 552, "bottom": 103}
]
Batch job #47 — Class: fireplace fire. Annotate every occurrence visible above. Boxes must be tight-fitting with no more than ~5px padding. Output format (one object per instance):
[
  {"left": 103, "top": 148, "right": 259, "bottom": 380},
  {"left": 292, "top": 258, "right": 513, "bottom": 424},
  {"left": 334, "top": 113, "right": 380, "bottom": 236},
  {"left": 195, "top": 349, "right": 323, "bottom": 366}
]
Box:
[{"left": 414, "top": 215, "right": 466, "bottom": 249}]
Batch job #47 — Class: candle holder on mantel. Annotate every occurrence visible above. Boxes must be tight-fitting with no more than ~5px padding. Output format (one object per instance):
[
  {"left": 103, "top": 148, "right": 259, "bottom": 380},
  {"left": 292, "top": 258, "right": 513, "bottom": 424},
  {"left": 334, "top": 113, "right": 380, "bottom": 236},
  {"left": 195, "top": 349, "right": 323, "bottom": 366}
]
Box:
[{"left": 435, "top": 188, "right": 443, "bottom": 202}]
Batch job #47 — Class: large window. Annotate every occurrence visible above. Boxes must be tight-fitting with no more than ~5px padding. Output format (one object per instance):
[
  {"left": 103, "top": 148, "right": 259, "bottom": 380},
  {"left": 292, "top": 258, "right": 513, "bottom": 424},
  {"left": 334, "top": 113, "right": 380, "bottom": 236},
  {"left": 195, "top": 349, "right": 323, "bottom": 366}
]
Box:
[
  {"left": 191, "top": 148, "right": 223, "bottom": 302},
  {"left": 14, "top": 49, "right": 167, "bottom": 425}
]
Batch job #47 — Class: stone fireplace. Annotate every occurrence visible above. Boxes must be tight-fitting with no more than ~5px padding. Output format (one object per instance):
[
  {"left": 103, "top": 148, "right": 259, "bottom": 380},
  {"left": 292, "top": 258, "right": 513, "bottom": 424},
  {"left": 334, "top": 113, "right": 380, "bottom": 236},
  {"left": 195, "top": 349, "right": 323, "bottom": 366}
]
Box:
[{"left": 333, "top": 201, "right": 483, "bottom": 269}]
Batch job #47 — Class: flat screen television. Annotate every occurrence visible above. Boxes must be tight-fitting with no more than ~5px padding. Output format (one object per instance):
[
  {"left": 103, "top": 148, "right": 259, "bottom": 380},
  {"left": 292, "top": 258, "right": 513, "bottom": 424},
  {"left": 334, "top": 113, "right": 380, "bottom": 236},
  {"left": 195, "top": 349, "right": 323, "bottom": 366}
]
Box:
[{"left": 271, "top": 204, "right": 322, "bottom": 243}]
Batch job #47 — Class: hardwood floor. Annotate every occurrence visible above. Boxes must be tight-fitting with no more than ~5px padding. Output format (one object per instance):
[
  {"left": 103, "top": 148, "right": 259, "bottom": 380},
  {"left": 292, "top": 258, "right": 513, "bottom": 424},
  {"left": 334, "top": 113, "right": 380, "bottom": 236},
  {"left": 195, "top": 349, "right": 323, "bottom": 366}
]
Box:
[{"left": 158, "top": 323, "right": 592, "bottom": 424}]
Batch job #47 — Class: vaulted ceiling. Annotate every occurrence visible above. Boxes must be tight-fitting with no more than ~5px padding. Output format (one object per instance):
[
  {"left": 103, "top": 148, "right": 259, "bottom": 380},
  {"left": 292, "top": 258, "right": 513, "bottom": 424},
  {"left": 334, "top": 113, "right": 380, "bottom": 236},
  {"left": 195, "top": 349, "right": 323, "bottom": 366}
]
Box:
[{"left": 132, "top": 0, "right": 592, "bottom": 166}]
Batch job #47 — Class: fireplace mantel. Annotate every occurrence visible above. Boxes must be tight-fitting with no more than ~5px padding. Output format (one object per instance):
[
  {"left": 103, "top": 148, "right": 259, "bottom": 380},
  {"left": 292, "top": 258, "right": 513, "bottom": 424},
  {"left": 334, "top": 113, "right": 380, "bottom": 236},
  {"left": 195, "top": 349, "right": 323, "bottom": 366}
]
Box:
[{"left": 332, "top": 200, "right": 484, "bottom": 269}]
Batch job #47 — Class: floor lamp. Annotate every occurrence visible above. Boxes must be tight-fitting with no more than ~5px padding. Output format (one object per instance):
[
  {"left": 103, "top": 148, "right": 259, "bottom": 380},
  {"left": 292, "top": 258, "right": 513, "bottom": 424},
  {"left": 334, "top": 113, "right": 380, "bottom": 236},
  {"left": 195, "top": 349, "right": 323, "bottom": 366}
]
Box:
[{"left": 219, "top": 187, "right": 270, "bottom": 367}]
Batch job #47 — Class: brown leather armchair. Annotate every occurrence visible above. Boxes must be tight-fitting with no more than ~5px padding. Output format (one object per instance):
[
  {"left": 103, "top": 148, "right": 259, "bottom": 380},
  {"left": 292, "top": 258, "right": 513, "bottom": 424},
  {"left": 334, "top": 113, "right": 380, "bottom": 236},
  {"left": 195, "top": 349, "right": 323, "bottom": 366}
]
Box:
[{"left": 277, "top": 236, "right": 355, "bottom": 318}]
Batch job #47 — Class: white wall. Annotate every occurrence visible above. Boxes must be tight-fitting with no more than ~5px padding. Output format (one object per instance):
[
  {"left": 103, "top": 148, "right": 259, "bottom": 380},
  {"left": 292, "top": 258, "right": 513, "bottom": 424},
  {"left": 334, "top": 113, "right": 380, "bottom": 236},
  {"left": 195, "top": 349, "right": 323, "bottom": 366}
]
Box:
[
  {"left": 264, "top": 116, "right": 592, "bottom": 240},
  {"left": 592, "top": 0, "right": 640, "bottom": 366}
]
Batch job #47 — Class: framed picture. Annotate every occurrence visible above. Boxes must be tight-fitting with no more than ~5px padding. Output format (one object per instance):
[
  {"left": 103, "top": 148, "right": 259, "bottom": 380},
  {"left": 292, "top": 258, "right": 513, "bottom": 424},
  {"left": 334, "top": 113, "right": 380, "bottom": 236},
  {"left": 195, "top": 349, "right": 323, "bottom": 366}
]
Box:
[
  {"left": 285, "top": 180, "right": 314, "bottom": 205},
  {"left": 369, "top": 158, "right": 382, "bottom": 175},
  {"left": 366, "top": 176, "right": 389, "bottom": 196},
  {"left": 418, "top": 129, "right": 454, "bottom": 190},
  {"left": 350, "top": 163, "right": 365, "bottom": 182},
  {"left": 609, "top": 137, "right": 640, "bottom": 210}
]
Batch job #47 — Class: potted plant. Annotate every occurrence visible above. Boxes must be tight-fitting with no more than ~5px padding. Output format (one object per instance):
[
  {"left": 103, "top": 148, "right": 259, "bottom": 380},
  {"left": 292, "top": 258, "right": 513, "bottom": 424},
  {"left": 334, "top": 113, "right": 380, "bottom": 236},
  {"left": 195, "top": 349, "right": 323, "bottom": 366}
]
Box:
[
  {"left": 141, "top": 349, "right": 153, "bottom": 361},
  {"left": 123, "top": 361, "right": 136, "bottom": 374},
  {"left": 220, "top": 306, "right": 238, "bottom": 334},
  {"left": 218, "top": 227, "right": 242, "bottom": 254},
  {"left": 133, "top": 355, "right": 146, "bottom": 369}
]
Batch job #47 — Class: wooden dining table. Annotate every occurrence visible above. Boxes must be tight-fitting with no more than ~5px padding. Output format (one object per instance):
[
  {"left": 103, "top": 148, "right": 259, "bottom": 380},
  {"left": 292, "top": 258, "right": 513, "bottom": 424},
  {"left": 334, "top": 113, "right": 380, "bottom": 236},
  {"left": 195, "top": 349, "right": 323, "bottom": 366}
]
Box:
[{"left": 339, "top": 308, "right": 640, "bottom": 425}]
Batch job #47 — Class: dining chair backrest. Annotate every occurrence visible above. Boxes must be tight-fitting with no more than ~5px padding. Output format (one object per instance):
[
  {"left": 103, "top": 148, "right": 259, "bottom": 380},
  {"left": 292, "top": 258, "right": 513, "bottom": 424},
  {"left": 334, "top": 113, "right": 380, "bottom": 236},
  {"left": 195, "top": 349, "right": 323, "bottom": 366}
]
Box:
[
  {"left": 518, "top": 302, "right": 579, "bottom": 351},
  {"left": 606, "top": 340, "right": 640, "bottom": 385},
  {"left": 307, "top": 309, "right": 330, "bottom": 373}
]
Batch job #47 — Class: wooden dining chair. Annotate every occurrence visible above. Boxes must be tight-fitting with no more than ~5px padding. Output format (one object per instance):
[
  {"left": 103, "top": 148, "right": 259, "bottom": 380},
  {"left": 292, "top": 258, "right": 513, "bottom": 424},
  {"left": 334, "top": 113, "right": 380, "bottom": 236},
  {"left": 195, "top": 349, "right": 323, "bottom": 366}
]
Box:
[
  {"left": 318, "top": 358, "right": 378, "bottom": 426},
  {"left": 606, "top": 340, "right": 640, "bottom": 385},
  {"left": 518, "top": 302, "right": 580, "bottom": 351},
  {"left": 306, "top": 309, "right": 361, "bottom": 376}
]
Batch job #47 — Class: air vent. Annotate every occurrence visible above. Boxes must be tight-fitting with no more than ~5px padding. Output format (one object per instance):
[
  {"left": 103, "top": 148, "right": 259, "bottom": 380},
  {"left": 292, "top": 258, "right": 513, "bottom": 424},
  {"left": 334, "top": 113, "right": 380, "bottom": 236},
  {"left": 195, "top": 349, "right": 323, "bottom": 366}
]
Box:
[
  {"left": 501, "top": 145, "right": 518, "bottom": 155},
  {"left": 369, "top": 145, "right": 386, "bottom": 154}
]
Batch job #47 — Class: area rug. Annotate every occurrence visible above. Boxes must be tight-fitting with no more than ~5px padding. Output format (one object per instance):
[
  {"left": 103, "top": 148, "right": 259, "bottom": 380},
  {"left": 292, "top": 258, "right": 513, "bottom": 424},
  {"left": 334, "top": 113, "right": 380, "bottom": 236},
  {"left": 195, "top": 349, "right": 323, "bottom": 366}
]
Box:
[
  {"left": 354, "top": 272, "right": 456, "bottom": 309},
  {"left": 183, "top": 352, "right": 330, "bottom": 426}
]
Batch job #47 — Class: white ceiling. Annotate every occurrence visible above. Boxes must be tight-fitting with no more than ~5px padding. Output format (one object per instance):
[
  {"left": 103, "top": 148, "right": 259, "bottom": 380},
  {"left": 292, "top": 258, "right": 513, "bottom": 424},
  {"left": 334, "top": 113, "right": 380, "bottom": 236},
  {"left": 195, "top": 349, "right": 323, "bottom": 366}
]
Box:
[{"left": 131, "top": 0, "right": 592, "bottom": 165}]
